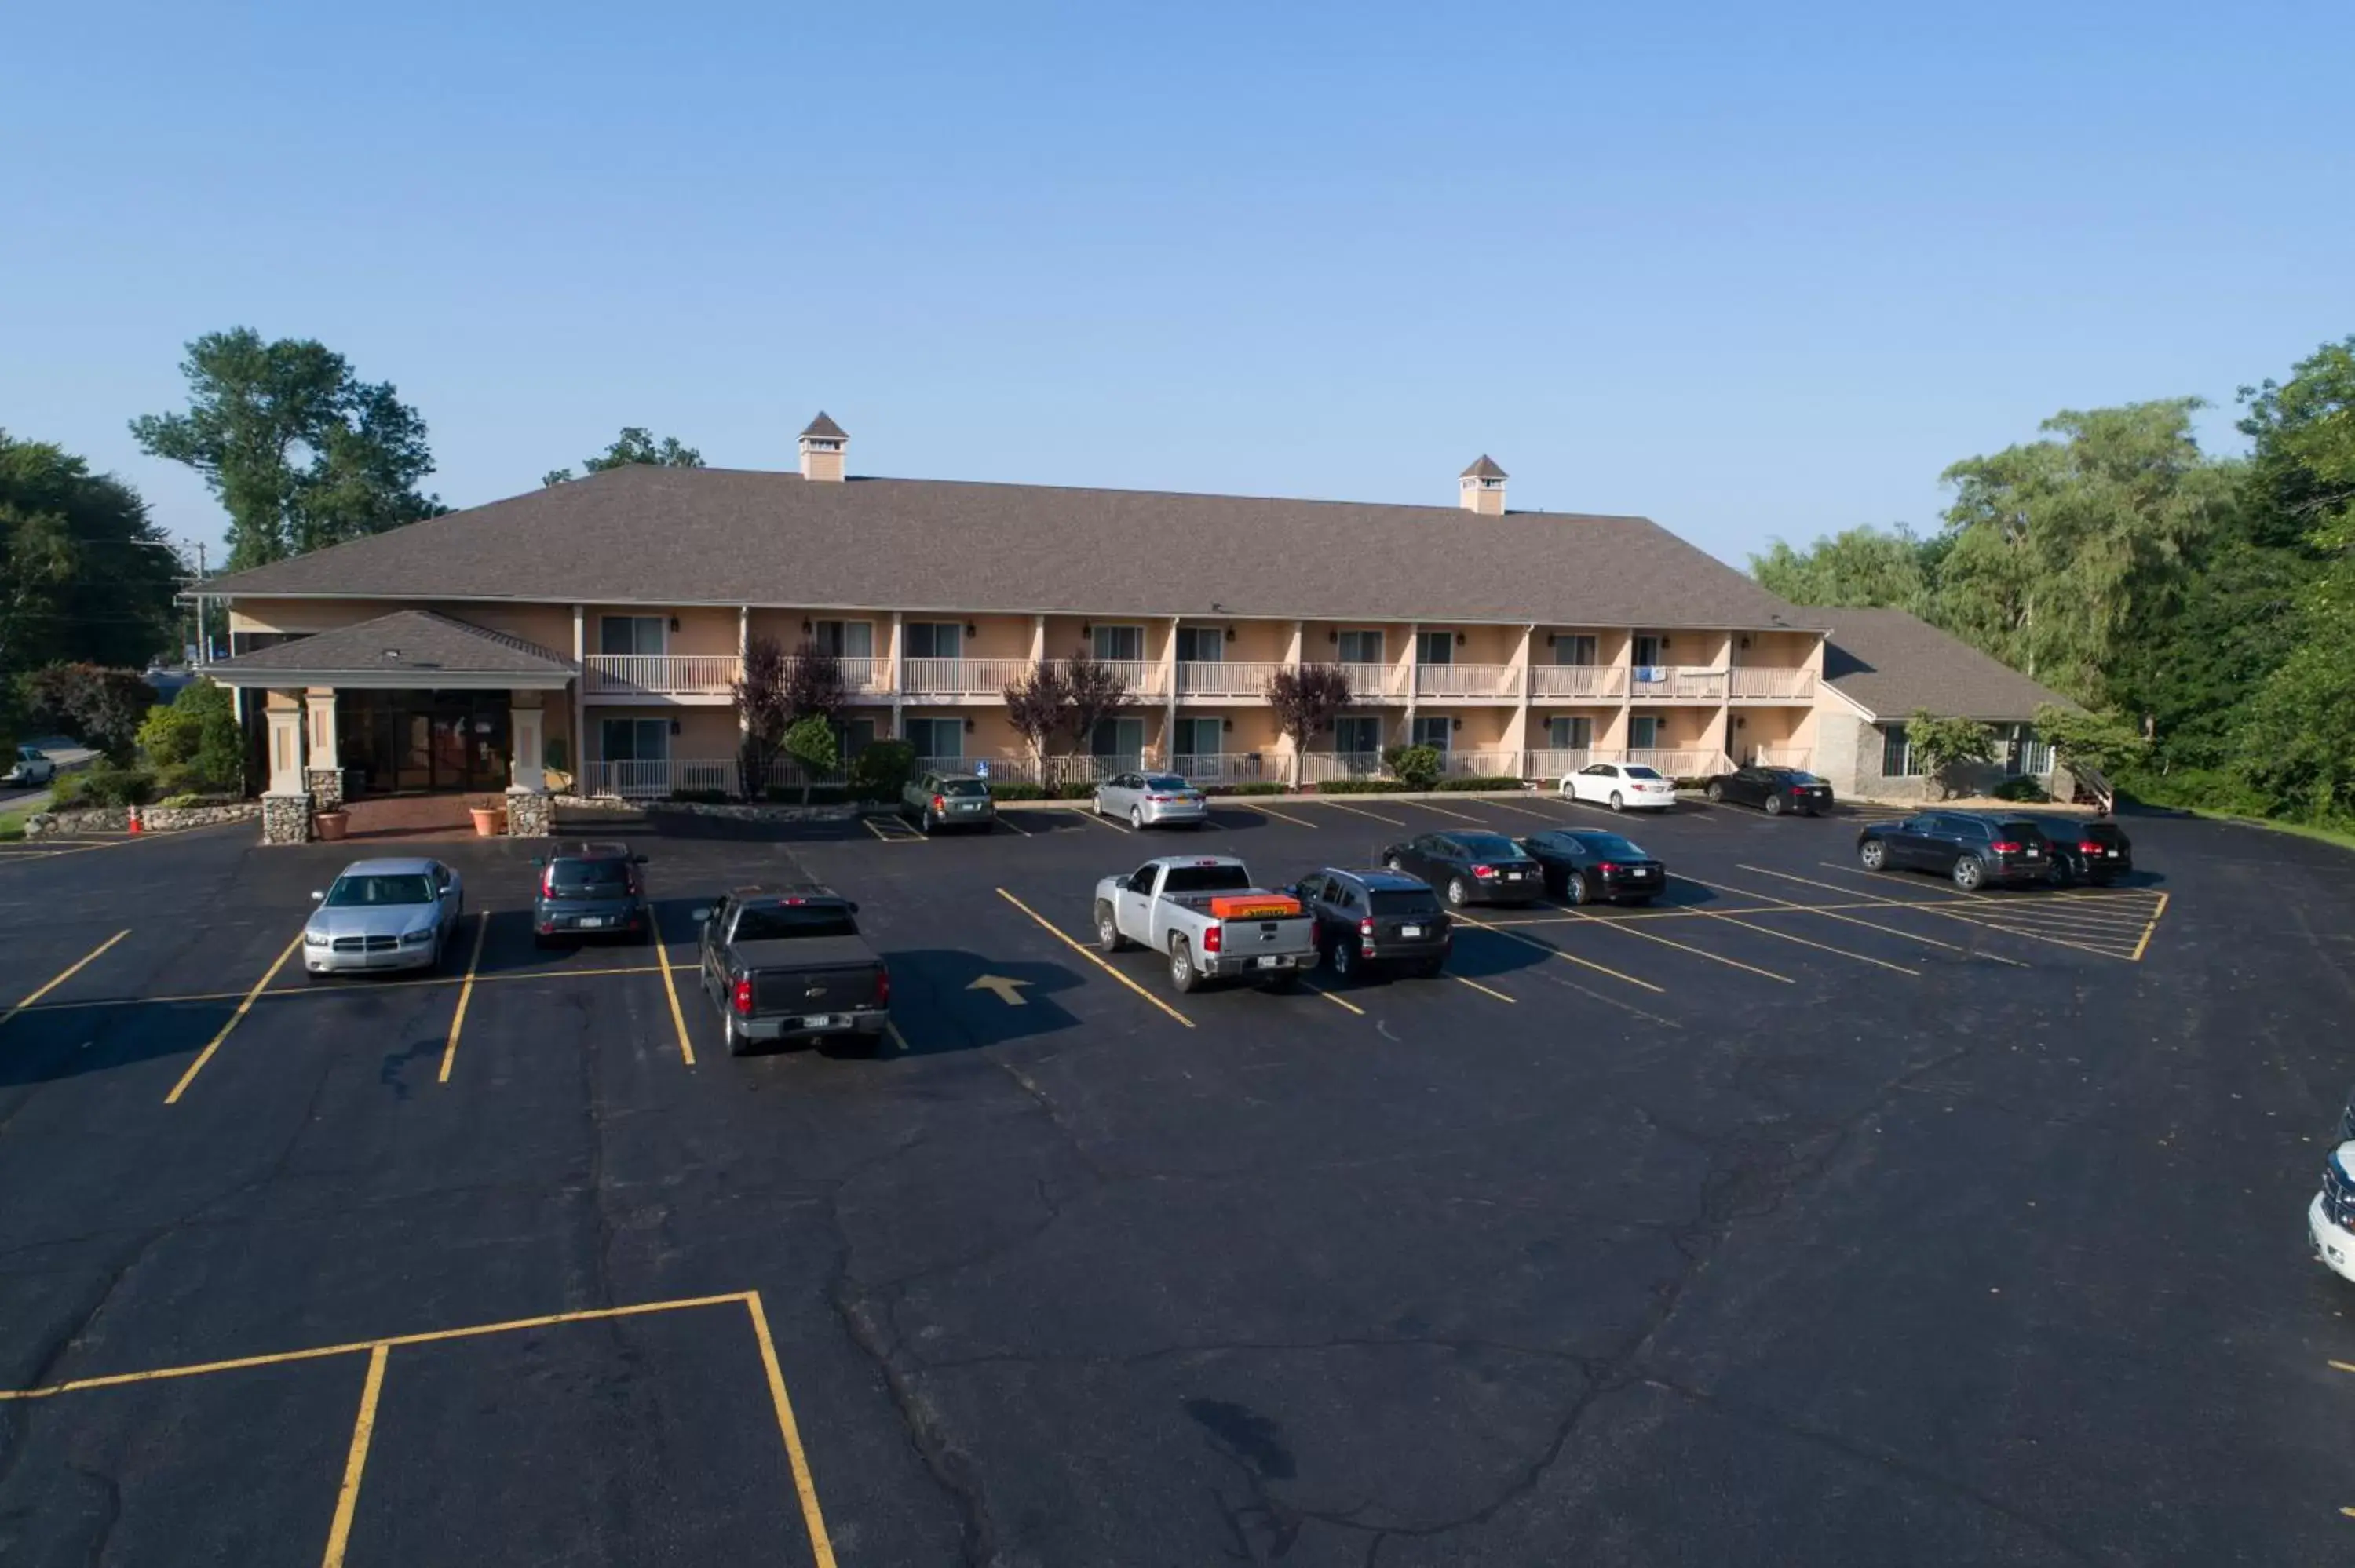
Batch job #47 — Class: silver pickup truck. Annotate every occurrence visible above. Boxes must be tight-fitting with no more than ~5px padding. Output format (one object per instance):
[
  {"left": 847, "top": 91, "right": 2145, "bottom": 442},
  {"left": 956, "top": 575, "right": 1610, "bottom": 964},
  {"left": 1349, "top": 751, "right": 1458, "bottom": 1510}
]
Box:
[{"left": 1092, "top": 855, "right": 1318, "bottom": 994}]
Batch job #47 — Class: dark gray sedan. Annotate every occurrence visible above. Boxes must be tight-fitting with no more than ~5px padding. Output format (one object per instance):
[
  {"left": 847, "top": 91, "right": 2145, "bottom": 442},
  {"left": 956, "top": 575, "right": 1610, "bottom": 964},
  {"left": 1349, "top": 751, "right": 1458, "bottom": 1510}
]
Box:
[{"left": 302, "top": 857, "right": 466, "bottom": 979}]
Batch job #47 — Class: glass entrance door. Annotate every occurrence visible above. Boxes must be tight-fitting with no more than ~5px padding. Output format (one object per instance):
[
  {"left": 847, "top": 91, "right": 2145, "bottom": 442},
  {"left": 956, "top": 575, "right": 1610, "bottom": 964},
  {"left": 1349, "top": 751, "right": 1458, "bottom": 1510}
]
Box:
[{"left": 340, "top": 691, "right": 511, "bottom": 794}]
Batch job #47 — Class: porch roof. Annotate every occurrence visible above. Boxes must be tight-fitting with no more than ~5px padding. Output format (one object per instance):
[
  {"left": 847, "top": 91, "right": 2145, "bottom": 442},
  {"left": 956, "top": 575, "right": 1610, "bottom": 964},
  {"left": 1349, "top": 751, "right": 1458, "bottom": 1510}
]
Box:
[{"left": 204, "top": 610, "right": 577, "bottom": 691}]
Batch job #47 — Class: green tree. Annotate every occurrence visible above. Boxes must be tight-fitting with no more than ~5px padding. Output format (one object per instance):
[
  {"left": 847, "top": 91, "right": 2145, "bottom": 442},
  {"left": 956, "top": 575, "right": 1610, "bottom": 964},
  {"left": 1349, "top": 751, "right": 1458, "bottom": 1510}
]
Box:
[
  {"left": 2031, "top": 702, "right": 2147, "bottom": 778},
  {"left": 1903, "top": 711, "right": 1995, "bottom": 800},
  {"left": 1, "top": 432, "right": 181, "bottom": 675},
  {"left": 2233, "top": 337, "right": 2355, "bottom": 819},
  {"left": 782, "top": 715, "right": 838, "bottom": 805},
  {"left": 1749, "top": 524, "right": 1939, "bottom": 611},
  {"left": 1933, "top": 401, "right": 2237, "bottom": 707},
  {"left": 130, "top": 328, "right": 444, "bottom": 569},
  {"left": 1382, "top": 744, "right": 1443, "bottom": 789},
  {"left": 20, "top": 664, "right": 156, "bottom": 764},
  {"left": 542, "top": 428, "right": 703, "bottom": 487},
  {"left": 137, "top": 677, "right": 244, "bottom": 793}
]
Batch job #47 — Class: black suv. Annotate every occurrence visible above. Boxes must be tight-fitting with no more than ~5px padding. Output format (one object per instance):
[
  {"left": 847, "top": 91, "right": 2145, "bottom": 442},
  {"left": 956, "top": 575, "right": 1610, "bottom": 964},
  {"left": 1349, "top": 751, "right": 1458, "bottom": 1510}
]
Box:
[
  {"left": 1856, "top": 811, "right": 2051, "bottom": 891},
  {"left": 1287, "top": 868, "right": 1451, "bottom": 979},
  {"left": 2016, "top": 814, "right": 2134, "bottom": 886},
  {"left": 532, "top": 841, "right": 652, "bottom": 945}
]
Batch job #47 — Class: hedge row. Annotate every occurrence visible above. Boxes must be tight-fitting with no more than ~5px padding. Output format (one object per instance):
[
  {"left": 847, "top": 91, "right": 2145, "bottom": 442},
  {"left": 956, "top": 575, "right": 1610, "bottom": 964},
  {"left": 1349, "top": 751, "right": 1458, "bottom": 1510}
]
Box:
[{"left": 1433, "top": 775, "right": 1528, "bottom": 792}]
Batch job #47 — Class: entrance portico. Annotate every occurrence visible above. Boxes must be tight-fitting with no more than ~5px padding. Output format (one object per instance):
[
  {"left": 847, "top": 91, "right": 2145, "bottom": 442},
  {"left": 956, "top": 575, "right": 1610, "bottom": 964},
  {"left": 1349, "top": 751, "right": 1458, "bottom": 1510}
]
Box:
[{"left": 206, "top": 609, "right": 575, "bottom": 843}]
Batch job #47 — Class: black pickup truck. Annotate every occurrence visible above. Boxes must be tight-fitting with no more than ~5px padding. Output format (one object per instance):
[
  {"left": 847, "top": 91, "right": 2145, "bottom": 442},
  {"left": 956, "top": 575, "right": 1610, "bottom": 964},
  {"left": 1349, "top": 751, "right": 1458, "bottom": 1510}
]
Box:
[{"left": 692, "top": 885, "right": 890, "bottom": 1056}]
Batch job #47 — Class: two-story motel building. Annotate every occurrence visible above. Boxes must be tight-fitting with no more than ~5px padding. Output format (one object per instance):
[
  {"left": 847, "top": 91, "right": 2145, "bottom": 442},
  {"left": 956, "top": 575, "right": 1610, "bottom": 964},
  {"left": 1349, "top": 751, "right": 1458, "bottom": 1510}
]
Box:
[{"left": 199, "top": 415, "right": 2061, "bottom": 817}]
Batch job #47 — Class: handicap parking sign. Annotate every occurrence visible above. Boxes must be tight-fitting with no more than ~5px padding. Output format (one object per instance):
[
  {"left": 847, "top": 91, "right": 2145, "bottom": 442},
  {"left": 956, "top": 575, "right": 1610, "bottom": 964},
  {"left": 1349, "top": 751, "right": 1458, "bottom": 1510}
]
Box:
[{"left": 975, "top": 760, "right": 990, "bottom": 779}]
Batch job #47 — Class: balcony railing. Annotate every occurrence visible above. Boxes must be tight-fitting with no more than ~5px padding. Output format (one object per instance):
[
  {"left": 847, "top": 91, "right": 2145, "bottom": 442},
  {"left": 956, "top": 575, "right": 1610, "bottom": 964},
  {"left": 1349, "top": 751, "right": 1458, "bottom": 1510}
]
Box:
[
  {"left": 1413, "top": 662, "right": 1517, "bottom": 700},
  {"left": 1055, "top": 658, "right": 1163, "bottom": 698},
  {"left": 902, "top": 656, "right": 1035, "bottom": 697},
  {"left": 1526, "top": 748, "right": 1593, "bottom": 780},
  {"left": 1437, "top": 749, "right": 1521, "bottom": 779},
  {"left": 1172, "top": 751, "right": 1272, "bottom": 784},
  {"left": 1528, "top": 665, "right": 1626, "bottom": 700},
  {"left": 829, "top": 655, "right": 892, "bottom": 695},
  {"left": 580, "top": 757, "right": 741, "bottom": 799},
  {"left": 582, "top": 654, "right": 739, "bottom": 697},
  {"left": 1627, "top": 666, "right": 1729, "bottom": 702},
  {"left": 1312, "top": 662, "right": 1408, "bottom": 702},
  {"left": 1174, "top": 661, "right": 1283, "bottom": 699},
  {"left": 1747, "top": 746, "right": 1813, "bottom": 769},
  {"left": 1298, "top": 750, "right": 1388, "bottom": 783},
  {"left": 1628, "top": 748, "right": 1729, "bottom": 778},
  {"left": 1728, "top": 667, "right": 1816, "bottom": 700}
]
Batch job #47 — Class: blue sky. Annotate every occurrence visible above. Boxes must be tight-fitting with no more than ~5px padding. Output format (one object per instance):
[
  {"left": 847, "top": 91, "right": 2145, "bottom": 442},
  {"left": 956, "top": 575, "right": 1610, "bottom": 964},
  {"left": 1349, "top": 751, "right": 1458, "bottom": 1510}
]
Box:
[{"left": 4, "top": 2, "right": 2349, "bottom": 569}]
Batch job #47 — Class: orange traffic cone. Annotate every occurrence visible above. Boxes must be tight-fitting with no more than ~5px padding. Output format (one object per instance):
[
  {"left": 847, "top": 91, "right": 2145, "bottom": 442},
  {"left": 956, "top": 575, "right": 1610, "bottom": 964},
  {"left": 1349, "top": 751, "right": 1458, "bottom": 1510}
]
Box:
[{"left": 128, "top": 804, "right": 142, "bottom": 835}]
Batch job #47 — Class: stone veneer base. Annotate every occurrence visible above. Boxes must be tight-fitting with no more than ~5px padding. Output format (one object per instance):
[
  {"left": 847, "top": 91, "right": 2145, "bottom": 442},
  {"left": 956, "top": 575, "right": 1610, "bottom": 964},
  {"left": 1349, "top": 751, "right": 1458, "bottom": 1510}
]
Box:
[{"left": 260, "top": 792, "right": 314, "bottom": 845}]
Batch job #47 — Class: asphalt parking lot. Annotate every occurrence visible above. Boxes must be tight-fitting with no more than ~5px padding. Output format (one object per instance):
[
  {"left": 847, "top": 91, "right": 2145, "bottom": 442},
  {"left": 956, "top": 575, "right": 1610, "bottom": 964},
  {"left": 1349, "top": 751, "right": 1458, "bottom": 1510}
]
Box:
[{"left": 2, "top": 793, "right": 2353, "bottom": 1565}]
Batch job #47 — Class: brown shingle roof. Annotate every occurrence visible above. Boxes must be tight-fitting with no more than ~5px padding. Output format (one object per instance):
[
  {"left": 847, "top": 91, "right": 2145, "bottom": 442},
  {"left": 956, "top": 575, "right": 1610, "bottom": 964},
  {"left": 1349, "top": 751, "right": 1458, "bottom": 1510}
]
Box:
[
  {"left": 206, "top": 465, "right": 1825, "bottom": 631},
  {"left": 800, "top": 411, "right": 848, "bottom": 439},
  {"left": 1814, "top": 607, "right": 2076, "bottom": 721},
  {"left": 206, "top": 609, "right": 576, "bottom": 680},
  {"left": 1459, "top": 454, "right": 1508, "bottom": 480}
]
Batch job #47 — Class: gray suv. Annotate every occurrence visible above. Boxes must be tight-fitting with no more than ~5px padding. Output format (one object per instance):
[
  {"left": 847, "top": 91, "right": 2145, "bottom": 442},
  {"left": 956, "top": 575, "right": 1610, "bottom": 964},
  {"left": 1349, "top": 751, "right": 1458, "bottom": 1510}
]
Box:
[
  {"left": 901, "top": 771, "right": 996, "bottom": 833},
  {"left": 532, "top": 841, "right": 652, "bottom": 945}
]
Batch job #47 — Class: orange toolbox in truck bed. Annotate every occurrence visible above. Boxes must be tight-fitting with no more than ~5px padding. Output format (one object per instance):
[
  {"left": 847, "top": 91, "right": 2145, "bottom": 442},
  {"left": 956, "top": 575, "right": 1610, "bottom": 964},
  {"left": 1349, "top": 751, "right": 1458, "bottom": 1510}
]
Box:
[{"left": 1207, "top": 893, "right": 1303, "bottom": 920}]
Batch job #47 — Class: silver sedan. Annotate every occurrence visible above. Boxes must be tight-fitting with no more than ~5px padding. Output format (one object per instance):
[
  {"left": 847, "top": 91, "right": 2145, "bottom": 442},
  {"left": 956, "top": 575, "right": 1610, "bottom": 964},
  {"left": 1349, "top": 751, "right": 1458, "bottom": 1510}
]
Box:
[
  {"left": 1094, "top": 771, "right": 1209, "bottom": 829},
  {"left": 303, "top": 857, "right": 466, "bottom": 978}
]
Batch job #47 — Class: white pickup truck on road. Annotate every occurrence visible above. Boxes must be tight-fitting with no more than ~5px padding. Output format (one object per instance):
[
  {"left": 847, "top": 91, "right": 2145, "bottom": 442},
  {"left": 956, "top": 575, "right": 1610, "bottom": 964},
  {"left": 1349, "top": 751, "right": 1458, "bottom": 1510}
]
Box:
[{"left": 1093, "top": 855, "right": 1319, "bottom": 994}]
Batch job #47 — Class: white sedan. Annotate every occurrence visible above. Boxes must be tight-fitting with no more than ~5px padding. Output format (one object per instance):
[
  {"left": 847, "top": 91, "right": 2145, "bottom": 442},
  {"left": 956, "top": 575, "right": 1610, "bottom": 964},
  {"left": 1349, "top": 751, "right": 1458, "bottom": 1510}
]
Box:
[{"left": 1561, "top": 761, "right": 1677, "bottom": 812}]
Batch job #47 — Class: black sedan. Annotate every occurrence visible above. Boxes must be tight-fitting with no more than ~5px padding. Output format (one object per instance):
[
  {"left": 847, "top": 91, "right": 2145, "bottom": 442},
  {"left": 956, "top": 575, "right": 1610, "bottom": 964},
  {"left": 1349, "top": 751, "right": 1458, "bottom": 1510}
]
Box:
[
  {"left": 2016, "top": 813, "right": 2134, "bottom": 885},
  {"left": 1703, "top": 764, "right": 1835, "bottom": 816},
  {"left": 1517, "top": 829, "right": 1666, "bottom": 906},
  {"left": 1381, "top": 831, "right": 1543, "bottom": 908},
  {"left": 1857, "top": 811, "right": 2053, "bottom": 891},
  {"left": 1287, "top": 868, "right": 1451, "bottom": 979}
]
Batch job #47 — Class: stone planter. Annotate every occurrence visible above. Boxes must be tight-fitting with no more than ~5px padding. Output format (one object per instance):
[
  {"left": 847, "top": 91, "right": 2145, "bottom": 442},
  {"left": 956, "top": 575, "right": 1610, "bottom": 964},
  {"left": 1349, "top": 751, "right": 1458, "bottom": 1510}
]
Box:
[{"left": 314, "top": 810, "right": 350, "bottom": 842}]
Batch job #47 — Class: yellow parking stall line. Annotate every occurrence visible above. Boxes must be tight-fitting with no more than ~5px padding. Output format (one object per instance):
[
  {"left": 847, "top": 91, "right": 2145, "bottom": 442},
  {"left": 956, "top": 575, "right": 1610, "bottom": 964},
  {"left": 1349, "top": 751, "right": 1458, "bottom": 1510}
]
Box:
[
  {"left": 1243, "top": 803, "right": 1319, "bottom": 828},
  {"left": 1309, "top": 799, "right": 1409, "bottom": 826},
  {"left": 436, "top": 913, "right": 491, "bottom": 1084},
  {"left": 2129, "top": 892, "right": 2170, "bottom": 962},
  {"left": 993, "top": 888, "right": 1194, "bottom": 1028},
  {"left": 2, "top": 928, "right": 130, "bottom": 1028},
  {"left": 2329, "top": 1359, "right": 2355, "bottom": 1375},
  {"left": 1451, "top": 911, "right": 1667, "bottom": 994},
  {"left": 318, "top": 1344, "right": 389, "bottom": 1568},
  {"left": 1301, "top": 981, "right": 1366, "bottom": 1016},
  {"left": 745, "top": 1291, "right": 841, "bottom": 1568},
  {"left": 1687, "top": 907, "right": 1920, "bottom": 976},
  {"left": 0, "top": 1292, "right": 758, "bottom": 1402},
  {"left": 1543, "top": 902, "right": 1794, "bottom": 984},
  {"left": 1454, "top": 975, "right": 1516, "bottom": 1003},
  {"left": 1744, "top": 865, "right": 2133, "bottom": 961},
  {"left": 163, "top": 932, "right": 305, "bottom": 1103},
  {"left": 1671, "top": 873, "right": 2028, "bottom": 968},
  {"left": 655, "top": 937, "right": 696, "bottom": 1067}
]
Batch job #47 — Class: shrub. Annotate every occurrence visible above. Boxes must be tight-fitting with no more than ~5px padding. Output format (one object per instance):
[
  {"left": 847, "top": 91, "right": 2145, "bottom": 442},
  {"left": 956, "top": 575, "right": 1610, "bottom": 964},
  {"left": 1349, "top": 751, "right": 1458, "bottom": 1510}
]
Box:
[
  {"left": 1904, "top": 711, "right": 1996, "bottom": 800},
  {"left": 1382, "top": 744, "right": 1443, "bottom": 789},
  {"left": 763, "top": 784, "right": 848, "bottom": 804},
  {"left": 55, "top": 760, "right": 156, "bottom": 808},
  {"left": 1992, "top": 777, "right": 2051, "bottom": 803},
  {"left": 780, "top": 715, "right": 839, "bottom": 805},
  {"left": 1054, "top": 780, "right": 1098, "bottom": 800},
  {"left": 155, "top": 792, "right": 239, "bottom": 809},
  {"left": 1435, "top": 775, "right": 1526, "bottom": 792},
  {"left": 669, "top": 788, "right": 731, "bottom": 804},
  {"left": 1313, "top": 777, "right": 1411, "bottom": 794},
  {"left": 847, "top": 739, "right": 916, "bottom": 804},
  {"left": 1218, "top": 782, "right": 1287, "bottom": 796},
  {"left": 986, "top": 781, "right": 1046, "bottom": 801},
  {"left": 135, "top": 678, "right": 242, "bottom": 791}
]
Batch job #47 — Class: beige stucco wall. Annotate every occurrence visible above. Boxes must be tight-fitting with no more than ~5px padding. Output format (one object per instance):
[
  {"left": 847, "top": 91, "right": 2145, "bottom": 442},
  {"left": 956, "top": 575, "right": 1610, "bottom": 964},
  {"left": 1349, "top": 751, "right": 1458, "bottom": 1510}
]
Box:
[
  {"left": 1738, "top": 629, "right": 1816, "bottom": 669},
  {"left": 1416, "top": 707, "right": 1515, "bottom": 749},
  {"left": 583, "top": 706, "right": 737, "bottom": 760},
  {"left": 230, "top": 597, "right": 576, "bottom": 655},
  {"left": 746, "top": 608, "right": 890, "bottom": 654},
  {"left": 1627, "top": 706, "right": 1722, "bottom": 749},
  {"left": 584, "top": 604, "right": 736, "bottom": 657},
  {"left": 1176, "top": 619, "right": 1290, "bottom": 662}
]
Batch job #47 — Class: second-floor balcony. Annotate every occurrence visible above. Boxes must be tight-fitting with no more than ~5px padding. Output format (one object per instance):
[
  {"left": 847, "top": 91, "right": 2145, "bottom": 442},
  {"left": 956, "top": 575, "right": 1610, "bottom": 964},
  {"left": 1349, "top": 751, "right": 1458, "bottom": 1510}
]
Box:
[
  {"left": 1175, "top": 660, "right": 1283, "bottom": 699},
  {"left": 902, "top": 656, "right": 1034, "bottom": 698},
  {"left": 1313, "top": 662, "right": 1409, "bottom": 702},
  {"left": 1413, "top": 662, "right": 1517, "bottom": 701},
  {"left": 582, "top": 654, "right": 740, "bottom": 698},
  {"left": 1528, "top": 664, "right": 1626, "bottom": 701},
  {"left": 1728, "top": 666, "right": 1816, "bottom": 700},
  {"left": 1627, "top": 665, "right": 1729, "bottom": 702}
]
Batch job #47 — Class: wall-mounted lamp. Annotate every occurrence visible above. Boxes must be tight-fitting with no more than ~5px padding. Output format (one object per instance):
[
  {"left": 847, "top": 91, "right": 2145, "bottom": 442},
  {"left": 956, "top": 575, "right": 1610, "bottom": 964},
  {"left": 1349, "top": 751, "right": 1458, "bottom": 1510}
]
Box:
[
  {"left": 801, "top": 618, "right": 812, "bottom": 635},
  {"left": 1080, "top": 623, "right": 1092, "bottom": 637},
  {"left": 1738, "top": 635, "right": 1751, "bottom": 650},
  {"left": 1734, "top": 716, "right": 1747, "bottom": 730},
  {"left": 1225, "top": 627, "right": 1236, "bottom": 643},
  {"left": 1222, "top": 717, "right": 1234, "bottom": 732},
  {"left": 1327, "top": 629, "right": 1338, "bottom": 644},
  {"left": 1545, "top": 633, "right": 1557, "bottom": 647},
  {"left": 668, "top": 719, "right": 681, "bottom": 736},
  {"left": 966, "top": 624, "right": 977, "bottom": 638},
  {"left": 1659, "top": 636, "right": 1673, "bottom": 649},
  {"left": 1451, "top": 717, "right": 1464, "bottom": 731},
  {"left": 964, "top": 717, "right": 976, "bottom": 733},
  {"left": 669, "top": 616, "right": 681, "bottom": 633},
  {"left": 1455, "top": 633, "right": 1466, "bottom": 647}
]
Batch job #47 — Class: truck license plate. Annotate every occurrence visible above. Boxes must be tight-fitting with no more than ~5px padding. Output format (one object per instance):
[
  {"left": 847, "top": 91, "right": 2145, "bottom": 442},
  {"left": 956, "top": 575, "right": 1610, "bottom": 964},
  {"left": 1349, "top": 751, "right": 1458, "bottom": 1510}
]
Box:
[
  {"left": 1254, "top": 956, "right": 1286, "bottom": 970},
  {"left": 801, "top": 1013, "right": 841, "bottom": 1030},
  {"left": 577, "top": 917, "right": 606, "bottom": 928},
  {"left": 1400, "top": 924, "right": 1423, "bottom": 938}
]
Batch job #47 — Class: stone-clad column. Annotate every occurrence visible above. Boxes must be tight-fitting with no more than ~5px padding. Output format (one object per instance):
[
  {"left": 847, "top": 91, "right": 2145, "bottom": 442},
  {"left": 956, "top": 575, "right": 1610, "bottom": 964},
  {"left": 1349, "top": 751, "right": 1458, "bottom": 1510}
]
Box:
[
  {"left": 506, "top": 691, "right": 551, "bottom": 837},
  {"left": 261, "top": 690, "right": 312, "bottom": 844},
  {"left": 303, "top": 687, "right": 342, "bottom": 808}
]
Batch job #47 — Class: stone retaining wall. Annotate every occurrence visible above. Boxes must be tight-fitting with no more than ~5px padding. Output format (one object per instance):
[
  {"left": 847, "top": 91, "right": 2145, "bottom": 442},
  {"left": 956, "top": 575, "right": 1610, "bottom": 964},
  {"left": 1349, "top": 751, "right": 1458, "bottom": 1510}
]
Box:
[
  {"left": 24, "top": 802, "right": 261, "bottom": 837},
  {"left": 554, "top": 796, "right": 862, "bottom": 824}
]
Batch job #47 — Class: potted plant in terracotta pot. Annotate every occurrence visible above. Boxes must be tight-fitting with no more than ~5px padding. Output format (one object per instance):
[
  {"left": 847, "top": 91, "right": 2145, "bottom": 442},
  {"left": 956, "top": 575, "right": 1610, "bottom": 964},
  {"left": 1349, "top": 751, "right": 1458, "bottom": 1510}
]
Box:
[
  {"left": 314, "top": 806, "right": 350, "bottom": 841},
  {"left": 467, "top": 795, "right": 507, "bottom": 837}
]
